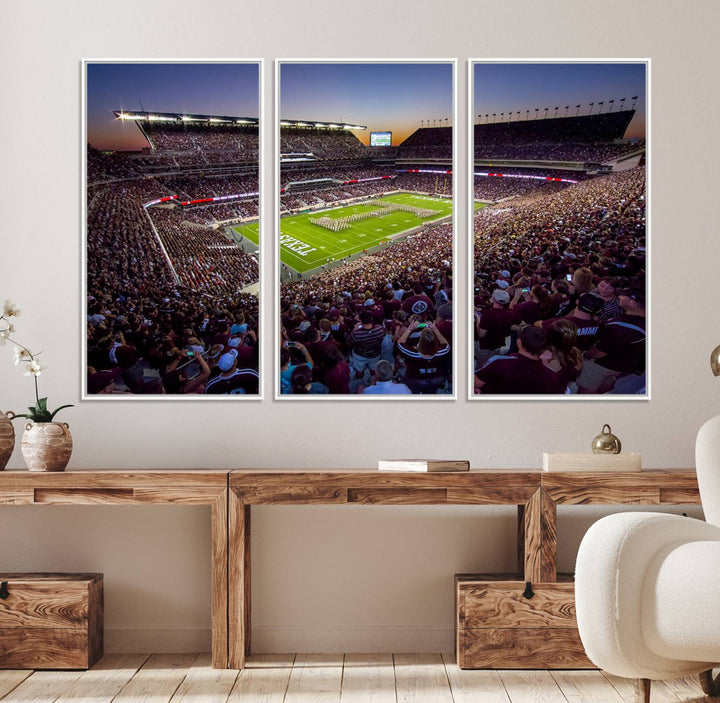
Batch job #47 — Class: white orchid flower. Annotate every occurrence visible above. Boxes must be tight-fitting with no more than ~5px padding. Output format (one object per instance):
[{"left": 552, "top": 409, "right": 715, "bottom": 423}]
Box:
[
  {"left": 23, "top": 359, "right": 44, "bottom": 377},
  {"left": 13, "top": 347, "right": 32, "bottom": 365},
  {"left": 3, "top": 300, "right": 21, "bottom": 318}
]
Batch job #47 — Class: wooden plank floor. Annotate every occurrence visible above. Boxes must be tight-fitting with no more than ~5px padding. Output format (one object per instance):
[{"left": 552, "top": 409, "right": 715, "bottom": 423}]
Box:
[{"left": 0, "top": 654, "right": 712, "bottom": 702}]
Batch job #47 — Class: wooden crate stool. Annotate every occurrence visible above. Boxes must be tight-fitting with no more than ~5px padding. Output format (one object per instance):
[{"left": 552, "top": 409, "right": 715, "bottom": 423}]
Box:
[
  {"left": 0, "top": 573, "right": 103, "bottom": 669},
  {"left": 455, "top": 573, "right": 594, "bottom": 669}
]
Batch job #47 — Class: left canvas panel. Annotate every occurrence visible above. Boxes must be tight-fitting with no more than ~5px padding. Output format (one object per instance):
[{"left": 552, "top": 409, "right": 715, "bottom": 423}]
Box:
[{"left": 84, "top": 61, "right": 261, "bottom": 398}]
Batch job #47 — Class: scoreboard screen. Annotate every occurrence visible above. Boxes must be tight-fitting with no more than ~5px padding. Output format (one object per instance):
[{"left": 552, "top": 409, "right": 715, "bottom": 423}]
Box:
[{"left": 370, "top": 131, "right": 392, "bottom": 147}]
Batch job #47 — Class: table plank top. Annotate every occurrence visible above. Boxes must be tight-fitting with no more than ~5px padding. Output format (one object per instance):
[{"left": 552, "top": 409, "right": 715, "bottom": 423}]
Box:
[
  {"left": 228, "top": 468, "right": 699, "bottom": 505},
  {"left": 0, "top": 469, "right": 228, "bottom": 489}
]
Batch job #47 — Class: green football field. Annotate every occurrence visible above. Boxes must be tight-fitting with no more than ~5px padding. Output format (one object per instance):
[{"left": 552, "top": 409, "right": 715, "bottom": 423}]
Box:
[{"left": 233, "top": 192, "right": 453, "bottom": 274}]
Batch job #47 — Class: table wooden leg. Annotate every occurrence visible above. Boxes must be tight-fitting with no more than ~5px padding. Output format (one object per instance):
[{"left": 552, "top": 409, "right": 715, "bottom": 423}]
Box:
[
  {"left": 520, "top": 488, "right": 557, "bottom": 583},
  {"left": 211, "top": 489, "right": 228, "bottom": 669},
  {"left": 228, "top": 489, "right": 250, "bottom": 669}
]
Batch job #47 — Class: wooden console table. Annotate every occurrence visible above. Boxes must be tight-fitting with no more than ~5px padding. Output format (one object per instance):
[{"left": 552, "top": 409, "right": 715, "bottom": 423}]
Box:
[
  {"left": 0, "top": 470, "right": 229, "bottom": 669},
  {"left": 0, "top": 468, "right": 702, "bottom": 670},
  {"left": 227, "top": 469, "right": 700, "bottom": 669}
]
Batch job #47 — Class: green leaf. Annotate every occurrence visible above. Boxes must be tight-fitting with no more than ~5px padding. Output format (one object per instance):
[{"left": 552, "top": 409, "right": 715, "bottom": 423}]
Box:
[
  {"left": 48, "top": 405, "right": 73, "bottom": 421},
  {"left": 28, "top": 406, "right": 36, "bottom": 415},
  {"left": 37, "top": 398, "right": 48, "bottom": 412}
]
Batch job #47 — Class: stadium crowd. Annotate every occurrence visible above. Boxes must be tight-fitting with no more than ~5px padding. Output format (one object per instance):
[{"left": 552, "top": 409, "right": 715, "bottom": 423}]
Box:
[
  {"left": 141, "top": 123, "right": 259, "bottom": 160},
  {"left": 474, "top": 141, "right": 643, "bottom": 163},
  {"left": 87, "top": 181, "right": 259, "bottom": 395},
  {"left": 87, "top": 108, "right": 646, "bottom": 397},
  {"left": 87, "top": 119, "right": 264, "bottom": 395},
  {"left": 148, "top": 210, "right": 258, "bottom": 294},
  {"left": 474, "top": 176, "right": 573, "bottom": 202},
  {"left": 473, "top": 167, "right": 646, "bottom": 395},
  {"left": 279, "top": 221, "right": 453, "bottom": 395},
  {"left": 280, "top": 129, "right": 367, "bottom": 159}
]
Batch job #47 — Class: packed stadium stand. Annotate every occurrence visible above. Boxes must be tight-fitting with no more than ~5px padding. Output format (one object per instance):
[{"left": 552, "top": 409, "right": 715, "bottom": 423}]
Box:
[
  {"left": 86, "top": 112, "right": 260, "bottom": 395},
  {"left": 278, "top": 109, "right": 645, "bottom": 397},
  {"left": 470, "top": 111, "right": 646, "bottom": 396},
  {"left": 278, "top": 124, "right": 455, "bottom": 395},
  {"left": 86, "top": 107, "right": 646, "bottom": 396}
]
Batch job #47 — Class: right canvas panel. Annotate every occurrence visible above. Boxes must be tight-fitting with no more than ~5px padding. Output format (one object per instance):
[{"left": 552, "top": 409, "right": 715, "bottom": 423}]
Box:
[{"left": 471, "top": 61, "right": 647, "bottom": 398}]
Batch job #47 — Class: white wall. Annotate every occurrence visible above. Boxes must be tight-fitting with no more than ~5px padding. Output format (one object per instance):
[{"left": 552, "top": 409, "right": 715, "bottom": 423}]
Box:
[{"left": 1, "top": 0, "right": 718, "bottom": 653}]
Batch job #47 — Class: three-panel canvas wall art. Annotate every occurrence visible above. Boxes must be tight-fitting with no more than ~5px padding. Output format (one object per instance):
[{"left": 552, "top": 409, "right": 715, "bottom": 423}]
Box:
[{"left": 83, "top": 60, "right": 647, "bottom": 400}]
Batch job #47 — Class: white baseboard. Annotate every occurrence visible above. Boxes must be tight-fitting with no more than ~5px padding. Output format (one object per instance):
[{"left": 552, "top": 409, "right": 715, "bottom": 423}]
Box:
[
  {"left": 250, "top": 626, "right": 455, "bottom": 653},
  {"left": 105, "top": 627, "right": 211, "bottom": 653}
]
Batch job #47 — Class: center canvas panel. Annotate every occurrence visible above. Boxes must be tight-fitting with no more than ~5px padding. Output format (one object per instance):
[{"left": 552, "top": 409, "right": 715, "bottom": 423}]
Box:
[{"left": 274, "top": 61, "right": 455, "bottom": 398}]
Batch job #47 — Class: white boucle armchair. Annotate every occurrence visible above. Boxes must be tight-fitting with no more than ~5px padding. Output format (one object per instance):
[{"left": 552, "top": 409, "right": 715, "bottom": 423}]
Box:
[{"left": 575, "top": 415, "right": 720, "bottom": 703}]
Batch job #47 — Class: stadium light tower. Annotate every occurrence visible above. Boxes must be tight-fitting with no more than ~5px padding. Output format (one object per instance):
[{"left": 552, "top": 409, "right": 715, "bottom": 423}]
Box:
[
  {"left": 554, "top": 106, "right": 558, "bottom": 118},
  {"left": 589, "top": 102, "right": 595, "bottom": 114},
  {"left": 544, "top": 107, "right": 548, "bottom": 119},
  {"left": 576, "top": 104, "right": 581, "bottom": 116},
  {"left": 608, "top": 99, "right": 615, "bottom": 112},
  {"left": 632, "top": 95, "right": 638, "bottom": 108},
  {"left": 598, "top": 101, "right": 604, "bottom": 113},
  {"left": 534, "top": 108, "right": 539, "bottom": 119},
  {"left": 620, "top": 97, "right": 626, "bottom": 110},
  {"left": 564, "top": 106, "right": 569, "bottom": 117},
  {"left": 516, "top": 111, "right": 521, "bottom": 120}
]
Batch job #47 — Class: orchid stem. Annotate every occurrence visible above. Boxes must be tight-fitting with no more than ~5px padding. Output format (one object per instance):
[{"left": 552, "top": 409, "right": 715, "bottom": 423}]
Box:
[{"left": 2, "top": 315, "right": 40, "bottom": 406}]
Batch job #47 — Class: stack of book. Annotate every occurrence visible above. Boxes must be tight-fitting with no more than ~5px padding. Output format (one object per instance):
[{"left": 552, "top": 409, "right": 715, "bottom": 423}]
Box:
[
  {"left": 377, "top": 460, "right": 470, "bottom": 472},
  {"left": 542, "top": 452, "right": 642, "bottom": 472}
]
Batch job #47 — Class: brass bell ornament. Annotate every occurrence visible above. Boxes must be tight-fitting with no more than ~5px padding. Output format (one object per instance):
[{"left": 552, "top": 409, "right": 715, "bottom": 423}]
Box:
[{"left": 592, "top": 424, "right": 622, "bottom": 454}]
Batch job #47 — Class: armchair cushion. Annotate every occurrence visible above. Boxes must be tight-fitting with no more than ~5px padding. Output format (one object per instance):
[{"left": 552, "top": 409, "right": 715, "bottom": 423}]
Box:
[
  {"left": 643, "top": 540, "right": 720, "bottom": 662},
  {"left": 575, "top": 511, "right": 720, "bottom": 680}
]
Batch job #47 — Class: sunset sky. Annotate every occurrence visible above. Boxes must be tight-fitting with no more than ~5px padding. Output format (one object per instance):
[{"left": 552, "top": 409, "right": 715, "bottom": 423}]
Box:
[
  {"left": 473, "top": 62, "right": 647, "bottom": 139},
  {"left": 280, "top": 62, "right": 454, "bottom": 146},
  {"left": 86, "top": 62, "right": 259, "bottom": 151},
  {"left": 86, "top": 61, "right": 645, "bottom": 151}
]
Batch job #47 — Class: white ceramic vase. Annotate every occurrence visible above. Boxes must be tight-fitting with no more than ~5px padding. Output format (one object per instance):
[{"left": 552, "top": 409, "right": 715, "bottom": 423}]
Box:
[{"left": 21, "top": 421, "right": 73, "bottom": 472}]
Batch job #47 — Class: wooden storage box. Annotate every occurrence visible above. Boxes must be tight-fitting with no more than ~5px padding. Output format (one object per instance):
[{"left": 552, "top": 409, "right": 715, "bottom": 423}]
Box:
[
  {"left": 455, "top": 573, "right": 593, "bottom": 669},
  {"left": 0, "top": 573, "right": 103, "bottom": 669}
]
